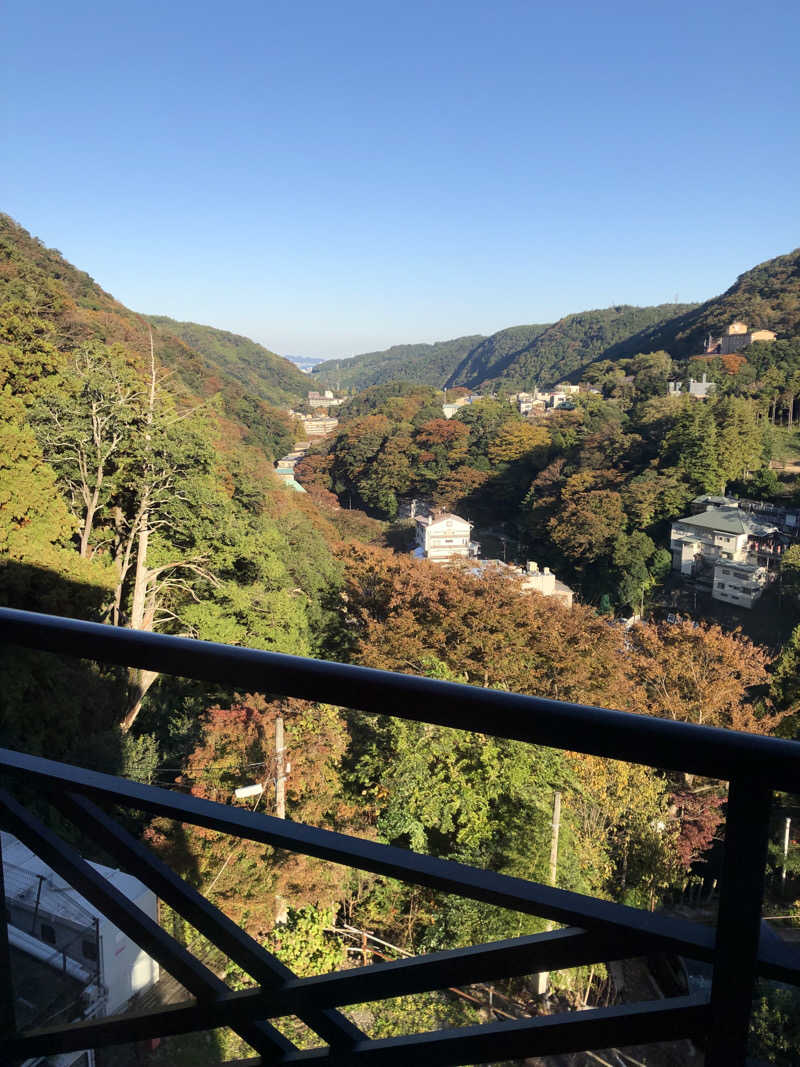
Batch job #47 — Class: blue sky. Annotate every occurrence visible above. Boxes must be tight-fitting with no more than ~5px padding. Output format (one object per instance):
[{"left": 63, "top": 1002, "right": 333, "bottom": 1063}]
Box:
[{"left": 4, "top": 1, "right": 799, "bottom": 359}]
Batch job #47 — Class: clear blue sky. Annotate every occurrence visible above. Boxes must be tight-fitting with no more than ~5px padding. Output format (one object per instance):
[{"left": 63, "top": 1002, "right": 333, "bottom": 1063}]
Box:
[{"left": 4, "top": 1, "right": 799, "bottom": 359}]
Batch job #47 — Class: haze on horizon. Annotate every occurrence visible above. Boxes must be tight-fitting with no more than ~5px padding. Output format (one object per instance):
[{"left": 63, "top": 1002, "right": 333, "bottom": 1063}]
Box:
[{"left": 4, "top": 0, "right": 799, "bottom": 360}]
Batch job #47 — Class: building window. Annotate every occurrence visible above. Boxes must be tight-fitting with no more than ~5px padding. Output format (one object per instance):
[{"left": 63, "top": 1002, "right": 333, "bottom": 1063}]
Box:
[
  {"left": 40, "top": 923, "right": 56, "bottom": 944},
  {"left": 82, "top": 939, "right": 98, "bottom": 961}
]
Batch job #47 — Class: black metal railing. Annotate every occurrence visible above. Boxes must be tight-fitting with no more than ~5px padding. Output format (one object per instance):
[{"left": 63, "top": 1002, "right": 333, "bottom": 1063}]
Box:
[{"left": 0, "top": 606, "right": 799, "bottom": 1066}]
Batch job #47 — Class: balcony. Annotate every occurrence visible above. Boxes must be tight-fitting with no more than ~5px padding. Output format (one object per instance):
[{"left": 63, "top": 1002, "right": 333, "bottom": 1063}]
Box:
[{"left": 1, "top": 605, "right": 799, "bottom": 1065}]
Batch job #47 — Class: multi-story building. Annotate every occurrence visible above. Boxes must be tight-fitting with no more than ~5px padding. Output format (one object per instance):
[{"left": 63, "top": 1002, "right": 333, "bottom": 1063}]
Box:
[
  {"left": 704, "top": 321, "right": 776, "bottom": 356},
  {"left": 414, "top": 512, "right": 479, "bottom": 563},
  {"left": 670, "top": 501, "right": 786, "bottom": 608},
  {"left": 307, "top": 390, "right": 344, "bottom": 409}
]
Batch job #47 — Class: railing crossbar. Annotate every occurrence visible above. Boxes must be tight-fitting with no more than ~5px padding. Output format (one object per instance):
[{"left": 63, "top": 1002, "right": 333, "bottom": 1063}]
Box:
[
  {"left": 56, "top": 791, "right": 363, "bottom": 1050},
  {"left": 1, "top": 607, "right": 799, "bottom": 790},
  {"left": 0, "top": 747, "right": 721, "bottom": 957},
  {"left": 5, "top": 991, "right": 710, "bottom": 1064}
]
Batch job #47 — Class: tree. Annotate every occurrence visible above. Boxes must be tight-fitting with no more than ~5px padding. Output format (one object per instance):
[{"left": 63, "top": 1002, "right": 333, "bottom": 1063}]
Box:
[
  {"left": 148, "top": 695, "right": 353, "bottom": 936},
  {"left": 32, "top": 342, "right": 142, "bottom": 558},
  {"left": 716, "top": 396, "right": 765, "bottom": 484},
  {"left": 661, "top": 402, "right": 723, "bottom": 494},
  {"left": 431, "top": 465, "right": 490, "bottom": 512},
  {"left": 627, "top": 618, "right": 777, "bottom": 733},
  {"left": 487, "top": 421, "right": 549, "bottom": 466},
  {"left": 548, "top": 473, "right": 626, "bottom": 566},
  {"left": 770, "top": 624, "right": 800, "bottom": 716},
  {"left": 780, "top": 546, "right": 800, "bottom": 603},
  {"left": 340, "top": 545, "right": 632, "bottom": 708},
  {"left": 629, "top": 350, "right": 673, "bottom": 399}
]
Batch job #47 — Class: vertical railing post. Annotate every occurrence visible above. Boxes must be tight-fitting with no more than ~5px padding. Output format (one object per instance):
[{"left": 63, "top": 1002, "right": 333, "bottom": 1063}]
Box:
[
  {"left": 0, "top": 826, "right": 17, "bottom": 1039},
  {"left": 706, "top": 776, "right": 772, "bottom": 1066}
]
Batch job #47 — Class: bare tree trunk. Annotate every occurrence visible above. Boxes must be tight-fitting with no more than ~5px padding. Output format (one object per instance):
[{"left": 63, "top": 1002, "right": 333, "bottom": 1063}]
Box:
[
  {"left": 79, "top": 471, "right": 103, "bottom": 558},
  {"left": 122, "top": 329, "right": 158, "bottom": 733}
]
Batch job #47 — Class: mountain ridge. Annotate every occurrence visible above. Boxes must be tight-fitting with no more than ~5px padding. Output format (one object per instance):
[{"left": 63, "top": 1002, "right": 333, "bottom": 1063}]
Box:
[{"left": 145, "top": 315, "right": 309, "bottom": 408}]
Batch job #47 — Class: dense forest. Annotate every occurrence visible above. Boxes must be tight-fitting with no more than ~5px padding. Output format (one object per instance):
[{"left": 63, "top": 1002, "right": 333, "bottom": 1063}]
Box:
[
  {"left": 312, "top": 334, "right": 485, "bottom": 391},
  {"left": 2, "top": 217, "right": 800, "bottom": 1062},
  {"left": 446, "top": 304, "right": 695, "bottom": 390},
  {"left": 146, "top": 314, "right": 310, "bottom": 408}
]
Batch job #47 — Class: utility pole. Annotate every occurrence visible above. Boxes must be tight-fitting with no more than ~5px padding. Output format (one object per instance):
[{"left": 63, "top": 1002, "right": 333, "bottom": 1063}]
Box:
[
  {"left": 535, "top": 791, "right": 562, "bottom": 996},
  {"left": 275, "top": 715, "right": 286, "bottom": 820},
  {"left": 782, "top": 816, "right": 792, "bottom": 891},
  {"left": 274, "top": 713, "right": 289, "bottom": 924}
]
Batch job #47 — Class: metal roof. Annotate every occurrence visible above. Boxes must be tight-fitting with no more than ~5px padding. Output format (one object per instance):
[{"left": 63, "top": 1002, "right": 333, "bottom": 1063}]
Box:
[
  {"left": 676, "top": 508, "right": 777, "bottom": 537},
  {"left": 2, "top": 831, "right": 150, "bottom": 927}
]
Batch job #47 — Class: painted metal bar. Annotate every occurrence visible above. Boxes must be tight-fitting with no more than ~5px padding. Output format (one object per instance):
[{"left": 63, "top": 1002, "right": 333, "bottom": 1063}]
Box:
[
  {"left": 6, "top": 990, "right": 709, "bottom": 1062},
  {"left": 0, "top": 788, "right": 294, "bottom": 1060},
  {"left": 706, "top": 778, "right": 773, "bottom": 1067},
  {"left": 1, "top": 607, "right": 799, "bottom": 790},
  {"left": 0, "top": 830, "right": 16, "bottom": 1040},
  {"left": 279, "top": 995, "right": 711, "bottom": 1067},
  {"left": 5, "top": 925, "right": 649, "bottom": 1056},
  {"left": 0, "top": 746, "right": 718, "bottom": 960},
  {"left": 56, "top": 791, "right": 363, "bottom": 1049}
]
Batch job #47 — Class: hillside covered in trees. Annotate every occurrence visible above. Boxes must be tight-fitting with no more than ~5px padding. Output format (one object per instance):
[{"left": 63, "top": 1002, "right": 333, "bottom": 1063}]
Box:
[
  {"left": 312, "top": 334, "right": 485, "bottom": 390},
  {"left": 446, "top": 305, "right": 694, "bottom": 390},
  {"left": 0, "top": 215, "right": 300, "bottom": 462},
  {"left": 0, "top": 214, "right": 347, "bottom": 762},
  {"left": 146, "top": 314, "right": 309, "bottom": 408},
  {"left": 638, "top": 247, "right": 800, "bottom": 360}
]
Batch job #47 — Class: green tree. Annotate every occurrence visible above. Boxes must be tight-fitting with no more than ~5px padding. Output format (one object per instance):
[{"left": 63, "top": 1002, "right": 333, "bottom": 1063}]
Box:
[{"left": 661, "top": 401, "right": 723, "bottom": 494}]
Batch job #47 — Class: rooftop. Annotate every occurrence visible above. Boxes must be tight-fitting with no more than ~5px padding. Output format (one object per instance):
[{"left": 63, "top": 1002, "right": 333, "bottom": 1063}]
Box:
[
  {"left": 676, "top": 507, "right": 778, "bottom": 537},
  {"left": 2, "top": 830, "right": 150, "bottom": 926}
]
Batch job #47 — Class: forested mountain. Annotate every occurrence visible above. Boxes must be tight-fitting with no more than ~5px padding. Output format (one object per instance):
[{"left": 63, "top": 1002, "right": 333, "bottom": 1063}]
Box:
[
  {"left": 0, "top": 214, "right": 345, "bottom": 759},
  {"left": 0, "top": 215, "right": 299, "bottom": 460},
  {"left": 312, "top": 335, "right": 485, "bottom": 390},
  {"left": 312, "top": 307, "right": 695, "bottom": 394},
  {"left": 446, "top": 305, "right": 696, "bottom": 390},
  {"left": 146, "top": 314, "right": 309, "bottom": 407},
  {"left": 627, "top": 247, "right": 800, "bottom": 359}
]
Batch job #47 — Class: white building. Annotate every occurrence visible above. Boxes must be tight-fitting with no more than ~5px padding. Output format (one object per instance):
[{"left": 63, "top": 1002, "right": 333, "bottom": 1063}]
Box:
[
  {"left": 670, "top": 504, "right": 783, "bottom": 608},
  {"left": 3, "top": 832, "right": 160, "bottom": 1065},
  {"left": 461, "top": 559, "right": 574, "bottom": 607},
  {"left": 519, "top": 561, "right": 574, "bottom": 608},
  {"left": 667, "top": 374, "right": 717, "bottom": 399},
  {"left": 414, "top": 512, "right": 479, "bottom": 563},
  {"left": 307, "top": 390, "right": 344, "bottom": 409}
]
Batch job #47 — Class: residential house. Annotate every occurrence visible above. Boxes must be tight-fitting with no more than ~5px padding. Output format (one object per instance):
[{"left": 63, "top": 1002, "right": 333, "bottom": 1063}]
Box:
[
  {"left": 461, "top": 559, "right": 574, "bottom": 607},
  {"left": 670, "top": 502, "right": 787, "bottom": 607},
  {"left": 414, "top": 512, "right": 479, "bottom": 563},
  {"left": 519, "top": 561, "right": 574, "bottom": 608}
]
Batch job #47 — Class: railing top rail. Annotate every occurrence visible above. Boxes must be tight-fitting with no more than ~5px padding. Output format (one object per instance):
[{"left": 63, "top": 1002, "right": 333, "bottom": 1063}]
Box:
[{"left": 1, "top": 607, "right": 799, "bottom": 791}]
